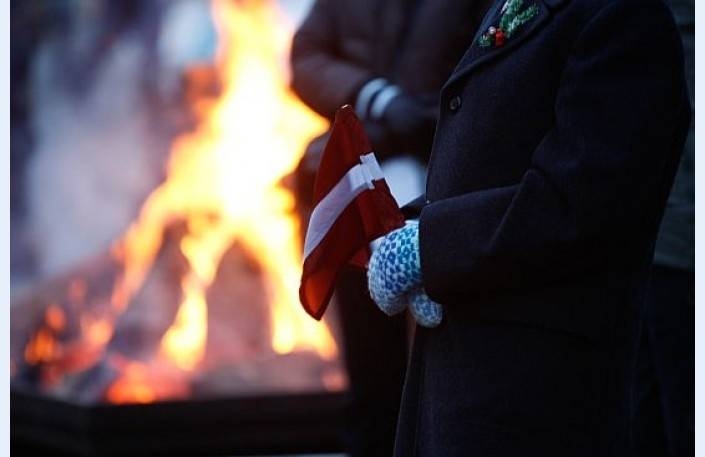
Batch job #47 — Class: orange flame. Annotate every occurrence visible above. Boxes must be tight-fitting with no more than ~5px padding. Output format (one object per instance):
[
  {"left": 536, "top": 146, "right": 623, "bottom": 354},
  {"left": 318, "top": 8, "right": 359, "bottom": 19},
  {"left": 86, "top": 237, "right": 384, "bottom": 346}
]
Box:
[
  {"left": 24, "top": 328, "right": 60, "bottom": 366},
  {"left": 159, "top": 277, "right": 208, "bottom": 370},
  {"left": 45, "top": 304, "right": 66, "bottom": 332},
  {"left": 24, "top": 304, "right": 64, "bottom": 367},
  {"left": 104, "top": 0, "right": 336, "bottom": 400},
  {"left": 106, "top": 363, "right": 157, "bottom": 404},
  {"left": 20, "top": 0, "right": 340, "bottom": 403}
]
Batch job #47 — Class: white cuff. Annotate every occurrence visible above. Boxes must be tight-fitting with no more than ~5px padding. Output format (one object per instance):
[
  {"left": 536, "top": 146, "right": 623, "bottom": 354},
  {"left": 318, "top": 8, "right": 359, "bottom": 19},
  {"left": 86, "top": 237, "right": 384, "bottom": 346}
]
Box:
[
  {"left": 355, "top": 78, "right": 388, "bottom": 119},
  {"left": 369, "top": 84, "right": 401, "bottom": 119}
]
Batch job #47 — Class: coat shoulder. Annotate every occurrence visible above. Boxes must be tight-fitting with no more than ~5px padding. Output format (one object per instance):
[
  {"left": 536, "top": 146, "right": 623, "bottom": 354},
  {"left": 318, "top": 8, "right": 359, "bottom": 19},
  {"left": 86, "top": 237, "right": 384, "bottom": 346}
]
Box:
[
  {"left": 564, "top": 0, "right": 680, "bottom": 31},
  {"left": 546, "top": 0, "right": 683, "bottom": 62}
]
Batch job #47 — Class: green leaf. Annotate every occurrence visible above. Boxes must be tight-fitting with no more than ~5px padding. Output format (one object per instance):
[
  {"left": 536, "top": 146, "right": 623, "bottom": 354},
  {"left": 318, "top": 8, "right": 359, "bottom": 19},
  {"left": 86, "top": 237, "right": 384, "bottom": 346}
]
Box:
[
  {"left": 505, "top": 3, "right": 539, "bottom": 37},
  {"left": 477, "top": 34, "right": 492, "bottom": 47}
]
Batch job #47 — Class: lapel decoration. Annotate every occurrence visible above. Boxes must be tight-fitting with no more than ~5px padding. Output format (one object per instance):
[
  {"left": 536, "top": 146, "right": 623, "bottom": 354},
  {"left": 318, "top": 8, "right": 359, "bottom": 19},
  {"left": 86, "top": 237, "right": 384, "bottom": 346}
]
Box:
[{"left": 477, "top": 0, "right": 539, "bottom": 48}]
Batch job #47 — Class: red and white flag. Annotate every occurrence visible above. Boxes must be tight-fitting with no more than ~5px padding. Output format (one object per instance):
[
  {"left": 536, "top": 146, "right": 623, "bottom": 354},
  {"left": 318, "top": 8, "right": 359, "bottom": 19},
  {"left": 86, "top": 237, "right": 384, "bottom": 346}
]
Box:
[{"left": 299, "top": 105, "right": 405, "bottom": 320}]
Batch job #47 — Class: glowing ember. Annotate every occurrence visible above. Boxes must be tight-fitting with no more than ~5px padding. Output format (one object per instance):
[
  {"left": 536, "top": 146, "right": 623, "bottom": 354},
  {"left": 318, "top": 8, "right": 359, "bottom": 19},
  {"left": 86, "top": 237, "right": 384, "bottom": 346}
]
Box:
[
  {"left": 81, "top": 315, "right": 113, "bottom": 347},
  {"left": 106, "top": 361, "right": 157, "bottom": 404},
  {"left": 105, "top": 356, "right": 190, "bottom": 404},
  {"left": 24, "top": 328, "right": 60, "bottom": 366},
  {"left": 44, "top": 304, "right": 66, "bottom": 332}
]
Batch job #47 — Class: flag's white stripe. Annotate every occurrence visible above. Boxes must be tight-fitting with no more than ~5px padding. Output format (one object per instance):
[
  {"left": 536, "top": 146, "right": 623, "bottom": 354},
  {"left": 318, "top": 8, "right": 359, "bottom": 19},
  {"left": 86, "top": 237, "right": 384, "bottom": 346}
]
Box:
[
  {"left": 360, "top": 152, "right": 384, "bottom": 180},
  {"left": 303, "top": 153, "right": 382, "bottom": 260},
  {"left": 303, "top": 165, "right": 368, "bottom": 259}
]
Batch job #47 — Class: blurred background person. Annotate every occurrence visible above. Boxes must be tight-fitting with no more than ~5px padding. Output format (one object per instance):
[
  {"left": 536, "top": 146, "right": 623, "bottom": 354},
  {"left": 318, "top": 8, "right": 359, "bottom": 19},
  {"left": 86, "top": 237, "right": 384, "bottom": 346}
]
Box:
[
  {"left": 290, "top": 1, "right": 494, "bottom": 455},
  {"left": 633, "top": 0, "right": 694, "bottom": 455}
]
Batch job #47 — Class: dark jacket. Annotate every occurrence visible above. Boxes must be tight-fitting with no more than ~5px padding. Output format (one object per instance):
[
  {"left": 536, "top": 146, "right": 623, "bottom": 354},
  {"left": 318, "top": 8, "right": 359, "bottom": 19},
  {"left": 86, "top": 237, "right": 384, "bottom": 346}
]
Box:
[
  {"left": 653, "top": 0, "right": 694, "bottom": 271},
  {"left": 291, "top": 0, "right": 494, "bottom": 120},
  {"left": 398, "top": 0, "right": 691, "bottom": 455},
  {"left": 290, "top": 0, "right": 494, "bottom": 216}
]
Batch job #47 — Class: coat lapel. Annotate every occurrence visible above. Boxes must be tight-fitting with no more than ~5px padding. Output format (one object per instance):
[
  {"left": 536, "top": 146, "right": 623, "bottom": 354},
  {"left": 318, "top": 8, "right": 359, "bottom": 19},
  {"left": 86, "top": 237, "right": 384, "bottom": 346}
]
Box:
[{"left": 444, "top": 0, "right": 568, "bottom": 89}]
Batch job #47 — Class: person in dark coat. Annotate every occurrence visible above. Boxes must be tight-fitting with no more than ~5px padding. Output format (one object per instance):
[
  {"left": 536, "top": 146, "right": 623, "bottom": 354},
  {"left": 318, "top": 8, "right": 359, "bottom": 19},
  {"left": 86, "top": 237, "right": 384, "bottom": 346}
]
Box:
[
  {"left": 292, "top": 0, "right": 494, "bottom": 156},
  {"left": 632, "top": 0, "right": 694, "bottom": 455},
  {"left": 365, "top": 0, "right": 691, "bottom": 454},
  {"left": 291, "top": 0, "right": 495, "bottom": 197},
  {"left": 290, "top": 1, "right": 493, "bottom": 456}
]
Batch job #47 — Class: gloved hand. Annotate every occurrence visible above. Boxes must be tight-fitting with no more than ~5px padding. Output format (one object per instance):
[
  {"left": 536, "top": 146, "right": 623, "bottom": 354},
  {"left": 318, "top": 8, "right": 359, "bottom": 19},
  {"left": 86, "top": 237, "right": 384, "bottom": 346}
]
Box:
[
  {"left": 367, "top": 221, "right": 443, "bottom": 327},
  {"left": 381, "top": 93, "right": 436, "bottom": 152},
  {"left": 408, "top": 289, "right": 444, "bottom": 328},
  {"left": 354, "top": 78, "right": 436, "bottom": 159}
]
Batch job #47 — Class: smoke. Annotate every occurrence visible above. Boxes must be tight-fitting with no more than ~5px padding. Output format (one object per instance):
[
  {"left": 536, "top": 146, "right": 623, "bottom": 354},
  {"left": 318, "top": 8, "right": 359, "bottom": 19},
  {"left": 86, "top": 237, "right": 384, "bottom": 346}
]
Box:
[{"left": 26, "top": 34, "right": 163, "bottom": 279}]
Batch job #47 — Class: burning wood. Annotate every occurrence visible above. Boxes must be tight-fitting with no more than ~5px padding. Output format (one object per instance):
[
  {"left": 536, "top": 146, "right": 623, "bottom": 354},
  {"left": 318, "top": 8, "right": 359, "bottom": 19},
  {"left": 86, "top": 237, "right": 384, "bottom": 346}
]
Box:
[{"left": 12, "top": 252, "right": 121, "bottom": 389}]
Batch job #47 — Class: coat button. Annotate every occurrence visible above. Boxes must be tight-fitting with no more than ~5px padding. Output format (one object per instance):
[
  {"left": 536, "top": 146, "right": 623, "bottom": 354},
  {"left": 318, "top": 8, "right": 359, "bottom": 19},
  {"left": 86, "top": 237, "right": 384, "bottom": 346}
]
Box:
[{"left": 448, "top": 95, "right": 462, "bottom": 112}]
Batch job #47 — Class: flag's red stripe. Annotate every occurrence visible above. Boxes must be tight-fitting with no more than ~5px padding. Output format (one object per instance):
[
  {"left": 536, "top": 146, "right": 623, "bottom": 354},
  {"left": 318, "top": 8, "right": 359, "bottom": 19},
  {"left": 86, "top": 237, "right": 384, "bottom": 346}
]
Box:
[
  {"left": 311, "top": 107, "right": 372, "bottom": 204},
  {"left": 300, "top": 187, "right": 404, "bottom": 319}
]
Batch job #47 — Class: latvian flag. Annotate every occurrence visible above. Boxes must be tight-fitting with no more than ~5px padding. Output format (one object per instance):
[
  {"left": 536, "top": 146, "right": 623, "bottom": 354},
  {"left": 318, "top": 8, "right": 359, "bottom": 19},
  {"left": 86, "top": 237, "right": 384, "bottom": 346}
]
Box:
[{"left": 300, "top": 105, "right": 405, "bottom": 320}]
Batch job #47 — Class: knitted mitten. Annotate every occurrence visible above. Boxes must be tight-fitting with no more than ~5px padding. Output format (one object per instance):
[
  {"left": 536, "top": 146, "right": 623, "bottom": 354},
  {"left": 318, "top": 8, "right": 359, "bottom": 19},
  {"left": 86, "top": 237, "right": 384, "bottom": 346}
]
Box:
[
  {"left": 408, "top": 289, "right": 443, "bottom": 328},
  {"left": 368, "top": 221, "right": 422, "bottom": 314},
  {"left": 367, "top": 221, "right": 443, "bottom": 327}
]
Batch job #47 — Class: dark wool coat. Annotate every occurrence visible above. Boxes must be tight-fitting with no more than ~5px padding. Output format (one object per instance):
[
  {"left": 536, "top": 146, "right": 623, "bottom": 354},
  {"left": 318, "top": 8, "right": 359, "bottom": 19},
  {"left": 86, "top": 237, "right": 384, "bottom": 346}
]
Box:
[
  {"left": 291, "top": 0, "right": 495, "bottom": 120},
  {"left": 398, "top": 0, "right": 691, "bottom": 455}
]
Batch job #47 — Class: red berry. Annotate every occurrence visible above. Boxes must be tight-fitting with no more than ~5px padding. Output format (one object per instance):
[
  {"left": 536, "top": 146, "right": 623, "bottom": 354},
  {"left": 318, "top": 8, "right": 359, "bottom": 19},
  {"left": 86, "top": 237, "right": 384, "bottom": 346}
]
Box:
[{"left": 495, "top": 29, "right": 505, "bottom": 46}]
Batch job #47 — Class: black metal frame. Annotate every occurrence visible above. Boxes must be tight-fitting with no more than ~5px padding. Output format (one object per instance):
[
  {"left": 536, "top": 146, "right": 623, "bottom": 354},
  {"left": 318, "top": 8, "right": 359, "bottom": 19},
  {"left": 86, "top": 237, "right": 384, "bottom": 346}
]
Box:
[{"left": 11, "top": 388, "right": 348, "bottom": 456}]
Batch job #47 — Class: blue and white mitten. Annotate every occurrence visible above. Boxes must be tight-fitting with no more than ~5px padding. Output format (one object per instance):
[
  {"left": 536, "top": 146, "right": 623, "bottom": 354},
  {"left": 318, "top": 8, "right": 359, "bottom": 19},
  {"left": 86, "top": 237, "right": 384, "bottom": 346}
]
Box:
[
  {"left": 367, "top": 221, "right": 443, "bottom": 327},
  {"left": 408, "top": 289, "right": 444, "bottom": 328}
]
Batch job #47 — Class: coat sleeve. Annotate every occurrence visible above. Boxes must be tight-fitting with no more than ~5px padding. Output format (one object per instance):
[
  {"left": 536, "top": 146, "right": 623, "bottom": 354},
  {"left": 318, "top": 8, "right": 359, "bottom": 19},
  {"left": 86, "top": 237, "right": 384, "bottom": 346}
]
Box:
[
  {"left": 419, "top": 0, "right": 691, "bottom": 303},
  {"left": 290, "top": 0, "right": 376, "bottom": 119}
]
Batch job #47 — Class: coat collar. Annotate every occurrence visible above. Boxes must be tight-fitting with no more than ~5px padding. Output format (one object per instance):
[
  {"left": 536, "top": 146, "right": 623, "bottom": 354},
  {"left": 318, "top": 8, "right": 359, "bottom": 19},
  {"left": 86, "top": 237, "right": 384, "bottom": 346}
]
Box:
[
  {"left": 443, "top": 0, "right": 569, "bottom": 90},
  {"left": 542, "top": 0, "right": 569, "bottom": 9}
]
